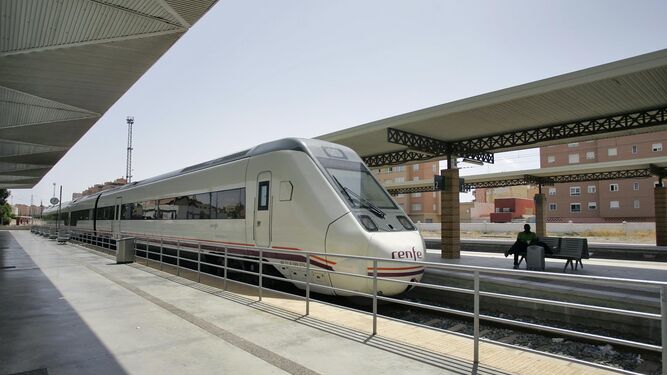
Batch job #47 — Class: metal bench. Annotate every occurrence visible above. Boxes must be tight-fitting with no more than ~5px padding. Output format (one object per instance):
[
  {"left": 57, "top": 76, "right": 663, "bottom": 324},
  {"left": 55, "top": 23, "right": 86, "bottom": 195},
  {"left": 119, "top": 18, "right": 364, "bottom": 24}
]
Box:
[
  {"left": 547, "top": 237, "right": 587, "bottom": 272},
  {"left": 516, "top": 236, "right": 587, "bottom": 272}
]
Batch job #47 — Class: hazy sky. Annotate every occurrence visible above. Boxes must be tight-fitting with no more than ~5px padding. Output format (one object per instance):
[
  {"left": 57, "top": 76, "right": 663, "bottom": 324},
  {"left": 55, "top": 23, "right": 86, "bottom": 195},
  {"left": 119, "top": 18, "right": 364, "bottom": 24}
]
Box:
[{"left": 11, "top": 0, "right": 667, "bottom": 206}]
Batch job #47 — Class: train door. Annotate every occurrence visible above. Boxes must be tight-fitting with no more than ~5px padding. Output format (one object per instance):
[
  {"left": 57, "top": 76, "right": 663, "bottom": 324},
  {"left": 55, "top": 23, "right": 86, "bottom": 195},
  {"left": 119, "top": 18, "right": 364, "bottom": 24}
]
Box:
[
  {"left": 113, "top": 197, "right": 122, "bottom": 239},
  {"left": 254, "top": 172, "right": 272, "bottom": 247}
]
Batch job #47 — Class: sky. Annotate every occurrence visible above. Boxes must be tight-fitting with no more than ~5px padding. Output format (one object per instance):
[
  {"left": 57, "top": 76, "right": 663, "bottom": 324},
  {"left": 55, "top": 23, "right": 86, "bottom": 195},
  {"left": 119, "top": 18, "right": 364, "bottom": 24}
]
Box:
[{"left": 10, "top": 0, "right": 667, "bottom": 206}]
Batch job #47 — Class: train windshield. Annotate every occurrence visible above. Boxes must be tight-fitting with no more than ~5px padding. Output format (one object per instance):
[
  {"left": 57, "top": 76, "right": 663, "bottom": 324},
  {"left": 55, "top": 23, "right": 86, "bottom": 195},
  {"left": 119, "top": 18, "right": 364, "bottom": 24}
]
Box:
[{"left": 320, "top": 158, "right": 397, "bottom": 211}]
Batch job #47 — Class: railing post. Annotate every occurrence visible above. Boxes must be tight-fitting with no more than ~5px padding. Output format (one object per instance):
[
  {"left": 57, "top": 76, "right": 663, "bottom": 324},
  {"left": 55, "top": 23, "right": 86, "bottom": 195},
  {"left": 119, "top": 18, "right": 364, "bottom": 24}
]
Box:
[
  {"left": 661, "top": 285, "right": 666, "bottom": 375},
  {"left": 474, "top": 270, "right": 480, "bottom": 365},
  {"left": 197, "top": 243, "right": 202, "bottom": 283},
  {"left": 258, "top": 249, "right": 263, "bottom": 302},
  {"left": 372, "top": 259, "right": 378, "bottom": 336},
  {"left": 159, "top": 238, "right": 163, "bottom": 269},
  {"left": 176, "top": 240, "right": 180, "bottom": 276},
  {"left": 223, "top": 248, "right": 228, "bottom": 291},
  {"left": 306, "top": 253, "right": 311, "bottom": 316}
]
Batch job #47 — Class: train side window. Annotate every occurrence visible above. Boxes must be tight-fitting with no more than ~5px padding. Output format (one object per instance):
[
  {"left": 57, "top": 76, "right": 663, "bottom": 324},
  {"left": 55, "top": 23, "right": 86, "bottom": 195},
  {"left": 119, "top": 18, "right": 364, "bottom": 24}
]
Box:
[
  {"left": 190, "top": 193, "right": 212, "bottom": 219},
  {"left": 258, "top": 181, "right": 269, "bottom": 211},
  {"left": 216, "top": 188, "right": 245, "bottom": 219},
  {"left": 121, "top": 203, "right": 133, "bottom": 220},
  {"left": 279, "top": 181, "right": 293, "bottom": 201},
  {"left": 131, "top": 202, "right": 144, "bottom": 220},
  {"left": 159, "top": 197, "right": 189, "bottom": 220}
]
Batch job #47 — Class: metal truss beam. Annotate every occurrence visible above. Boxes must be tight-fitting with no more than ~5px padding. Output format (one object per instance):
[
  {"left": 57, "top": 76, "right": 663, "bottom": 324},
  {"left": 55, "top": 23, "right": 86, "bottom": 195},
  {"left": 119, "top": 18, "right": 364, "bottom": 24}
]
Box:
[
  {"left": 363, "top": 128, "right": 494, "bottom": 167},
  {"left": 649, "top": 164, "right": 667, "bottom": 179},
  {"left": 386, "top": 185, "right": 436, "bottom": 196},
  {"left": 386, "top": 168, "right": 655, "bottom": 195},
  {"left": 463, "top": 169, "right": 653, "bottom": 190},
  {"left": 363, "top": 150, "right": 431, "bottom": 168},
  {"left": 363, "top": 106, "right": 667, "bottom": 168},
  {"left": 457, "top": 106, "right": 667, "bottom": 152}
]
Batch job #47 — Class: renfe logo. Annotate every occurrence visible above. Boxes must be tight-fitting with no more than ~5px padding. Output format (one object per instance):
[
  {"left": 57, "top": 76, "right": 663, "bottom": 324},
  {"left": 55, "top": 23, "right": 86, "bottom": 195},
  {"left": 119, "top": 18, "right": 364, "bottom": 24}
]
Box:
[{"left": 391, "top": 247, "right": 423, "bottom": 261}]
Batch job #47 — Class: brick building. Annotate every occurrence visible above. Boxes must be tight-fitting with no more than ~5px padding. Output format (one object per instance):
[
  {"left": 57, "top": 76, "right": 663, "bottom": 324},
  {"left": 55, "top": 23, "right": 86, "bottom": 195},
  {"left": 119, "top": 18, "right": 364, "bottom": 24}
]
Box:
[
  {"left": 372, "top": 161, "right": 442, "bottom": 223},
  {"left": 72, "top": 178, "right": 127, "bottom": 199},
  {"left": 539, "top": 132, "right": 667, "bottom": 222}
]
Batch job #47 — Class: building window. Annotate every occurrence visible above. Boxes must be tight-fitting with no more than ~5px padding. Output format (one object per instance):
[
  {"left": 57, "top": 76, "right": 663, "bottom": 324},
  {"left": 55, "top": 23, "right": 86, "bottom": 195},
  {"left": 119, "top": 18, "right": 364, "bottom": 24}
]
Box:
[
  {"left": 653, "top": 143, "right": 663, "bottom": 152},
  {"left": 610, "top": 200, "right": 620, "bottom": 209},
  {"left": 588, "top": 202, "right": 597, "bottom": 210},
  {"left": 384, "top": 179, "right": 392, "bottom": 184},
  {"left": 568, "top": 154, "right": 579, "bottom": 164},
  {"left": 608, "top": 148, "right": 618, "bottom": 156},
  {"left": 432, "top": 164, "right": 437, "bottom": 172},
  {"left": 634, "top": 200, "right": 640, "bottom": 209},
  {"left": 412, "top": 193, "right": 421, "bottom": 197},
  {"left": 570, "top": 203, "right": 581, "bottom": 213},
  {"left": 587, "top": 185, "right": 596, "bottom": 193},
  {"left": 387, "top": 167, "right": 393, "bottom": 172},
  {"left": 570, "top": 186, "right": 581, "bottom": 196},
  {"left": 547, "top": 155, "right": 555, "bottom": 163},
  {"left": 412, "top": 164, "right": 419, "bottom": 171},
  {"left": 631, "top": 145, "right": 638, "bottom": 154},
  {"left": 412, "top": 176, "right": 419, "bottom": 181},
  {"left": 567, "top": 143, "right": 579, "bottom": 148},
  {"left": 411, "top": 203, "right": 422, "bottom": 211},
  {"left": 433, "top": 204, "right": 437, "bottom": 211},
  {"left": 548, "top": 203, "right": 557, "bottom": 211},
  {"left": 548, "top": 188, "right": 556, "bottom": 196},
  {"left": 586, "top": 151, "right": 595, "bottom": 160},
  {"left": 432, "top": 192, "right": 437, "bottom": 198},
  {"left": 396, "top": 166, "right": 404, "bottom": 172},
  {"left": 394, "top": 177, "right": 405, "bottom": 183},
  {"left": 610, "top": 183, "right": 619, "bottom": 192},
  {"left": 633, "top": 182, "right": 640, "bottom": 191}
]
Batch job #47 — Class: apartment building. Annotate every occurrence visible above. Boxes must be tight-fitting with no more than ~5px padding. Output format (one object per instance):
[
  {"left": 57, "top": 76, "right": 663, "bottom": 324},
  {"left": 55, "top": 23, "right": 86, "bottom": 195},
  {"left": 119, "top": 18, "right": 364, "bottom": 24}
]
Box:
[
  {"left": 372, "top": 161, "right": 441, "bottom": 223},
  {"left": 539, "top": 131, "right": 667, "bottom": 222}
]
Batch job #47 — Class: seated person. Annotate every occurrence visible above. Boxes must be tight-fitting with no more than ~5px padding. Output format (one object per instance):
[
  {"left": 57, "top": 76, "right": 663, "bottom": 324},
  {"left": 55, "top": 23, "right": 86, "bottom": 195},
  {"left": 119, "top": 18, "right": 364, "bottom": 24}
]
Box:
[{"left": 505, "top": 224, "right": 537, "bottom": 269}]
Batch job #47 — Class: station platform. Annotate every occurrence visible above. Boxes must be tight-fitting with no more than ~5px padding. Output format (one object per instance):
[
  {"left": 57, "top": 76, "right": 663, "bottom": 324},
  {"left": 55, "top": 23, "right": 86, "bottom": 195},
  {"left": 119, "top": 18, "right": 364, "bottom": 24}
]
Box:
[
  {"left": 2, "top": 231, "right": 620, "bottom": 375},
  {"left": 424, "top": 248, "right": 667, "bottom": 282}
]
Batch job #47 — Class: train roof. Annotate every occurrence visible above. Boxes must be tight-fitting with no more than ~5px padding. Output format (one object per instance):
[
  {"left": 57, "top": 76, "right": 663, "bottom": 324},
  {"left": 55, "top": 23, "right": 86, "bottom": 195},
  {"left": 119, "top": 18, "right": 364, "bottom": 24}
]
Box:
[{"left": 68, "top": 138, "right": 332, "bottom": 203}]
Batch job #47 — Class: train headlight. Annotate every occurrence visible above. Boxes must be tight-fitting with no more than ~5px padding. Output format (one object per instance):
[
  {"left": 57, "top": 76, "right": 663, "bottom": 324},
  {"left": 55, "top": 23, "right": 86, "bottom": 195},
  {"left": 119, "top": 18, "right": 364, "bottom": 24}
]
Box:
[
  {"left": 358, "top": 215, "right": 378, "bottom": 232},
  {"left": 397, "top": 215, "right": 415, "bottom": 230}
]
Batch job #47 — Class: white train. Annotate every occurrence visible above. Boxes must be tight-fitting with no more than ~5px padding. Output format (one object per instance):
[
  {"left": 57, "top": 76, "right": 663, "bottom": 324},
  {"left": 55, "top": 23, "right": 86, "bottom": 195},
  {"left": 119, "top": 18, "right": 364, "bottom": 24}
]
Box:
[{"left": 42, "top": 138, "right": 425, "bottom": 296}]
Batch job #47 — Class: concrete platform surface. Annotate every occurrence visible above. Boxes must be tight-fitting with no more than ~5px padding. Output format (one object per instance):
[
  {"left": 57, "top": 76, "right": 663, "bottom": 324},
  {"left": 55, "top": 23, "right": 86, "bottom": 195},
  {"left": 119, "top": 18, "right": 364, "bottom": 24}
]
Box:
[{"left": 2, "top": 231, "right": 619, "bottom": 374}]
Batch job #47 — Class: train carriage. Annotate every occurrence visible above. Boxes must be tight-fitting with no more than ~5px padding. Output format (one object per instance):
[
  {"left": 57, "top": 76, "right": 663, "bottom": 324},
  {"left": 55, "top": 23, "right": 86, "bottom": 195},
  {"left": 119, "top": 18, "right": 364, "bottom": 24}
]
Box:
[{"left": 43, "top": 138, "right": 425, "bottom": 296}]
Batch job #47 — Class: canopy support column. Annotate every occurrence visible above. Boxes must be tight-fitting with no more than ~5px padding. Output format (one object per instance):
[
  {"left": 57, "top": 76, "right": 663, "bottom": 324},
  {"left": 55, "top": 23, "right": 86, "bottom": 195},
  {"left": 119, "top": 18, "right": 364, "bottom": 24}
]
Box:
[
  {"left": 655, "top": 185, "right": 667, "bottom": 246},
  {"left": 534, "top": 191, "right": 547, "bottom": 239},
  {"left": 440, "top": 158, "right": 460, "bottom": 259}
]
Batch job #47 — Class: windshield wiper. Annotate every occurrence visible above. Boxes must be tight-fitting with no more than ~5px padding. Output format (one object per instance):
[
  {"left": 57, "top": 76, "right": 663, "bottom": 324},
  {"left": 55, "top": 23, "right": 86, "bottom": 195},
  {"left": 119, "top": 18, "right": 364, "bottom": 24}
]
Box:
[{"left": 331, "top": 175, "right": 386, "bottom": 219}]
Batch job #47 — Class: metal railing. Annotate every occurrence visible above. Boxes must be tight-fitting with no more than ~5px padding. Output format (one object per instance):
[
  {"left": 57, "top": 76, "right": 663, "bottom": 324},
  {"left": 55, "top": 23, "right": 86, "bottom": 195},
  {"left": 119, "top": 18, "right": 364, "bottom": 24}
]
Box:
[{"left": 32, "top": 226, "right": 667, "bottom": 374}]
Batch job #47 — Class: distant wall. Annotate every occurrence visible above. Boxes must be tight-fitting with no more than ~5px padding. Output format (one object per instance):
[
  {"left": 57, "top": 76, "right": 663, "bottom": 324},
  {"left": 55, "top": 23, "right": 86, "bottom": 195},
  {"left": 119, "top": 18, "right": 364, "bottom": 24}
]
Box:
[{"left": 416, "top": 222, "right": 655, "bottom": 234}]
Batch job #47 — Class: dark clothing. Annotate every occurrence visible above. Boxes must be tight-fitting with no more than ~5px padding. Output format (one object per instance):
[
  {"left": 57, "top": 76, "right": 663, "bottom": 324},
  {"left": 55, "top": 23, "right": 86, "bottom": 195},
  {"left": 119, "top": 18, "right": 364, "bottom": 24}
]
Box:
[
  {"left": 516, "top": 231, "right": 538, "bottom": 245},
  {"left": 507, "top": 230, "right": 552, "bottom": 267},
  {"left": 508, "top": 240, "right": 528, "bottom": 266}
]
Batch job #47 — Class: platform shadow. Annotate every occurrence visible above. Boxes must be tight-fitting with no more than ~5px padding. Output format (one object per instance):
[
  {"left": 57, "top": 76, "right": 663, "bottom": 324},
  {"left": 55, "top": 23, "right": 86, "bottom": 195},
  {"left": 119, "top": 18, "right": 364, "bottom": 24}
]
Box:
[{"left": 0, "top": 232, "right": 127, "bottom": 374}]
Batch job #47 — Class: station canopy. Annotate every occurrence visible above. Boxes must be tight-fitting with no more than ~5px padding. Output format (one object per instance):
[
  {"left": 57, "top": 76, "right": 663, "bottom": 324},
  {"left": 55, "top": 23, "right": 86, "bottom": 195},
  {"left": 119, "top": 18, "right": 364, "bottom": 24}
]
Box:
[
  {"left": 318, "top": 49, "right": 667, "bottom": 168},
  {"left": 0, "top": 0, "right": 219, "bottom": 189},
  {"left": 383, "top": 156, "right": 667, "bottom": 195}
]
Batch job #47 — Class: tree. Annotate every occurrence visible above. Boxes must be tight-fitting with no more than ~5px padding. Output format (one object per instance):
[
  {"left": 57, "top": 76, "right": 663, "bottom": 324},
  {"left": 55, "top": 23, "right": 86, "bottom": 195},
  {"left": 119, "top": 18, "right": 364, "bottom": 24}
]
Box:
[
  {"left": 0, "top": 203, "right": 12, "bottom": 225},
  {"left": 0, "top": 189, "right": 12, "bottom": 225},
  {"left": 0, "top": 189, "right": 8, "bottom": 205}
]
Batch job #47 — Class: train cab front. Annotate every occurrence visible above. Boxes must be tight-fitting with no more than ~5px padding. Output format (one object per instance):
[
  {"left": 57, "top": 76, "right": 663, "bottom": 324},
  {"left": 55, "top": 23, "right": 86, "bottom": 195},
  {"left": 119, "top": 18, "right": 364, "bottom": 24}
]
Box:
[{"left": 311, "top": 141, "right": 426, "bottom": 297}]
